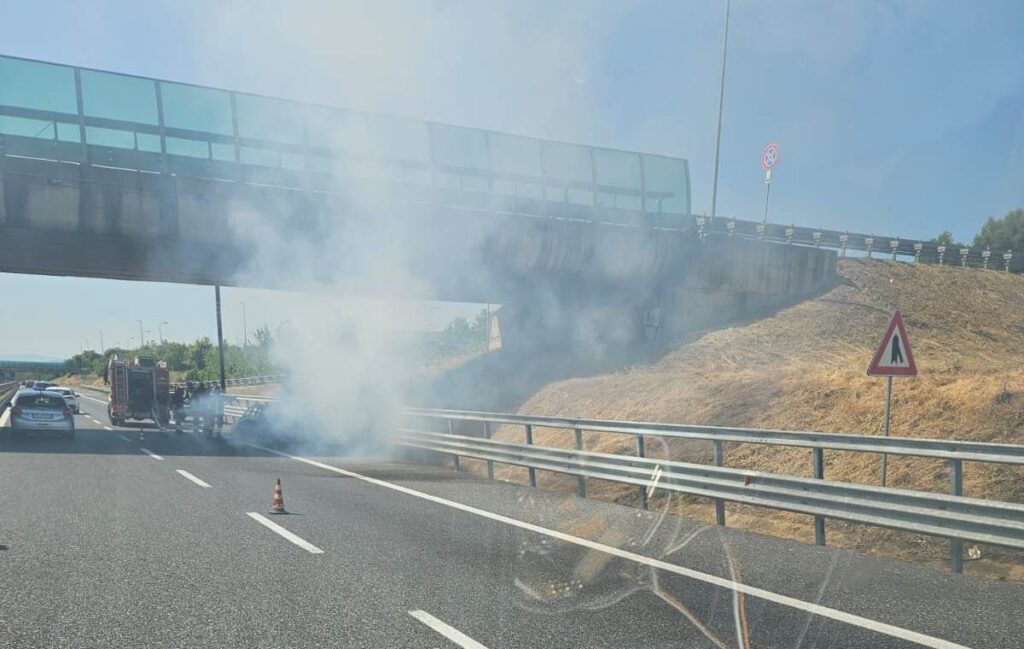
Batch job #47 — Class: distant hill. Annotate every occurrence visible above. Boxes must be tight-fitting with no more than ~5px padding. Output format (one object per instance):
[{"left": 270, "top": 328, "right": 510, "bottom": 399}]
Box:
[{"left": 0, "top": 354, "right": 64, "bottom": 363}]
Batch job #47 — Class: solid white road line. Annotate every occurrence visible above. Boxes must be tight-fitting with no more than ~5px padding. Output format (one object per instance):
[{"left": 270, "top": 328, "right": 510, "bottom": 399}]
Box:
[
  {"left": 103, "top": 426, "right": 113, "bottom": 431},
  {"left": 79, "top": 393, "right": 108, "bottom": 405},
  {"left": 409, "top": 610, "right": 490, "bottom": 649},
  {"left": 175, "top": 469, "right": 211, "bottom": 488},
  {"left": 0, "top": 409, "right": 9, "bottom": 428},
  {"left": 243, "top": 442, "right": 968, "bottom": 649},
  {"left": 139, "top": 447, "right": 164, "bottom": 460},
  {"left": 117, "top": 434, "right": 132, "bottom": 442},
  {"left": 246, "top": 512, "right": 323, "bottom": 554}
]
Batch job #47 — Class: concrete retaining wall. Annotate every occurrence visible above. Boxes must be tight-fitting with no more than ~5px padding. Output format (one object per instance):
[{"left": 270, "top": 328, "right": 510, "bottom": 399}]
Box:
[{"left": 663, "top": 236, "right": 837, "bottom": 336}]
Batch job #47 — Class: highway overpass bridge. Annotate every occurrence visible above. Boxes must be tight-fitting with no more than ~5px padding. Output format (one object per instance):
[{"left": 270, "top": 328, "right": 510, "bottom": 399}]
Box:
[{"left": 0, "top": 53, "right": 840, "bottom": 349}]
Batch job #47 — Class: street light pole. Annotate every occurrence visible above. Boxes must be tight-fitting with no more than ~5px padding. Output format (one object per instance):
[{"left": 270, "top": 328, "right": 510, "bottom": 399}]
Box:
[
  {"left": 99, "top": 331, "right": 105, "bottom": 354},
  {"left": 137, "top": 320, "right": 144, "bottom": 347},
  {"left": 709, "top": 0, "right": 731, "bottom": 225},
  {"left": 214, "top": 286, "right": 227, "bottom": 392},
  {"left": 159, "top": 322, "right": 168, "bottom": 344},
  {"left": 240, "top": 302, "right": 248, "bottom": 376}
]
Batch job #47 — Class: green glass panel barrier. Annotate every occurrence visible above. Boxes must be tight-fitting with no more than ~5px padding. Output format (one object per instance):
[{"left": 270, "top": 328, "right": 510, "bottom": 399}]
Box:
[
  {"left": 0, "top": 115, "right": 55, "bottom": 139},
  {"left": 641, "top": 155, "right": 688, "bottom": 214},
  {"left": 85, "top": 126, "right": 135, "bottom": 149},
  {"left": 160, "top": 82, "right": 234, "bottom": 135},
  {"left": 488, "top": 132, "right": 541, "bottom": 178},
  {"left": 431, "top": 123, "right": 488, "bottom": 170},
  {"left": 0, "top": 57, "right": 77, "bottom": 114},
  {"left": 80, "top": 69, "right": 157, "bottom": 124},
  {"left": 166, "top": 136, "right": 210, "bottom": 159},
  {"left": 235, "top": 92, "right": 304, "bottom": 145},
  {"left": 368, "top": 114, "right": 430, "bottom": 163},
  {"left": 542, "top": 141, "right": 592, "bottom": 183}
]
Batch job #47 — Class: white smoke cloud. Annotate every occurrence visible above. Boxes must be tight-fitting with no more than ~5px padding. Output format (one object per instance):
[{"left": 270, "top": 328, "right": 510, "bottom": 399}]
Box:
[{"left": 186, "top": 1, "right": 641, "bottom": 451}]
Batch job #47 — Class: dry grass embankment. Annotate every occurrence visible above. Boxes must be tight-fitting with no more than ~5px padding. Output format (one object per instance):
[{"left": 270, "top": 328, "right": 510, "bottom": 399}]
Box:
[{"left": 467, "top": 259, "right": 1024, "bottom": 579}]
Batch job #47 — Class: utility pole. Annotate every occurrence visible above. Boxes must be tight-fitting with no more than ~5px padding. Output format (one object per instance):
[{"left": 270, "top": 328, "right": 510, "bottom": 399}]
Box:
[
  {"left": 159, "top": 321, "right": 168, "bottom": 344},
  {"left": 137, "top": 320, "right": 144, "bottom": 347},
  {"left": 214, "top": 286, "right": 227, "bottom": 392},
  {"left": 240, "top": 302, "right": 248, "bottom": 376},
  {"left": 99, "top": 331, "right": 104, "bottom": 354},
  {"left": 708, "top": 0, "right": 731, "bottom": 225}
]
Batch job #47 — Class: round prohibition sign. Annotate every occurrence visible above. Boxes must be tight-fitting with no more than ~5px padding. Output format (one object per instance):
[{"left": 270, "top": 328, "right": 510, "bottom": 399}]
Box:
[{"left": 761, "top": 143, "right": 781, "bottom": 171}]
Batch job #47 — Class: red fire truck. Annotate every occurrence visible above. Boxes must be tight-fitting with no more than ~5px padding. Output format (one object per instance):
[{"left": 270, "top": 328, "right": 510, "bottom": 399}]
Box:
[{"left": 105, "top": 356, "right": 170, "bottom": 427}]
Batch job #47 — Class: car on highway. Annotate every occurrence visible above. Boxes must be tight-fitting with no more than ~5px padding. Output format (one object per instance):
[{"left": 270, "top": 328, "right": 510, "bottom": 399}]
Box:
[
  {"left": 47, "top": 386, "right": 81, "bottom": 414},
  {"left": 9, "top": 389, "right": 75, "bottom": 440},
  {"left": 30, "top": 381, "right": 56, "bottom": 391}
]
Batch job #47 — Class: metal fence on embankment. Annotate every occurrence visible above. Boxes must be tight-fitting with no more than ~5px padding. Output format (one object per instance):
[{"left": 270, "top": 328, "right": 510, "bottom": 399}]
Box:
[
  {"left": 222, "top": 397, "right": 1024, "bottom": 573},
  {"left": 695, "top": 215, "right": 1024, "bottom": 273}
]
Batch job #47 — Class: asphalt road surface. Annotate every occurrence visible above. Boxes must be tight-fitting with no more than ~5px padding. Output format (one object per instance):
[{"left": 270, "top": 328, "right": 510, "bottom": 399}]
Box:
[{"left": 0, "top": 390, "right": 1020, "bottom": 648}]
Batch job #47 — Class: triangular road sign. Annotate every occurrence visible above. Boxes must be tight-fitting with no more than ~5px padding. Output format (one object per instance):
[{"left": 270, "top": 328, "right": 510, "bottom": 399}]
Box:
[{"left": 867, "top": 311, "right": 917, "bottom": 376}]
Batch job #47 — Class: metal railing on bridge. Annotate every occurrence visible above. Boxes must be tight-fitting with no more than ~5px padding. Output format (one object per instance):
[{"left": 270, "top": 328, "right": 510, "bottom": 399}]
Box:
[
  {"left": 222, "top": 396, "right": 1024, "bottom": 573},
  {"left": 694, "top": 215, "right": 1023, "bottom": 273}
]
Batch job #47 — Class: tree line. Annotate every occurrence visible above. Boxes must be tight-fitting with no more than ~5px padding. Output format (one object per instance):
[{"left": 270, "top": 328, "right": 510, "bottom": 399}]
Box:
[
  {"left": 65, "top": 326, "right": 278, "bottom": 383},
  {"left": 933, "top": 208, "right": 1024, "bottom": 250}
]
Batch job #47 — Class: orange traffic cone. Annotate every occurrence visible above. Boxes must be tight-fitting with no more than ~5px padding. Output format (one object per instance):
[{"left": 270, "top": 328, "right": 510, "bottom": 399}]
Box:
[{"left": 269, "top": 478, "right": 286, "bottom": 514}]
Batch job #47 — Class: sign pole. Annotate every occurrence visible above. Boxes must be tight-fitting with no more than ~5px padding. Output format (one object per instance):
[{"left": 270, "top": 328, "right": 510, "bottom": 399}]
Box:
[
  {"left": 759, "top": 143, "right": 780, "bottom": 227},
  {"left": 867, "top": 310, "right": 917, "bottom": 488},
  {"left": 881, "top": 375, "right": 892, "bottom": 487}
]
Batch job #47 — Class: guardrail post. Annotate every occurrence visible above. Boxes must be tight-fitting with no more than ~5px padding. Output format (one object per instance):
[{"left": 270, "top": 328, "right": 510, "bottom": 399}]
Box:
[
  {"left": 524, "top": 424, "right": 537, "bottom": 487},
  {"left": 713, "top": 440, "right": 726, "bottom": 526},
  {"left": 483, "top": 421, "right": 494, "bottom": 479},
  {"left": 574, "top": 427, "right": 586, "bottom": 498},
  {"left": 636, "top": 434, "right": 648, "bottom": 510},
  {"left": 447, "top": 418, "right": 459, "bottom": 472},
  {"left": 949, "top": 458, "right": 963, "bottom": 574},
  {"left": 813, "top": 448, "right": 826, "bottom": 545}
]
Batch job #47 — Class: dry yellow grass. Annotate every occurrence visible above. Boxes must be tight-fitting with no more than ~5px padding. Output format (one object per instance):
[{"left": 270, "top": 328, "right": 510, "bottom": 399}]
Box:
[{"left": 476, "top": 259, "right": 1024, "bottom": 579}]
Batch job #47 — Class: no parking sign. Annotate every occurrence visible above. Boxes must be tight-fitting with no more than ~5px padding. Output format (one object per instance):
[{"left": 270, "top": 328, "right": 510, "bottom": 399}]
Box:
[{"left": 761, "top": 143, "right": 780, "bottom": 182}]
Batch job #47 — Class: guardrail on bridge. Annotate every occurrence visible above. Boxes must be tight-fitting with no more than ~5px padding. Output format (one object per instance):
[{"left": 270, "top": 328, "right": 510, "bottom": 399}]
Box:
[{"left": 695, "top": 215, "right": 1023, "bottom": 273}]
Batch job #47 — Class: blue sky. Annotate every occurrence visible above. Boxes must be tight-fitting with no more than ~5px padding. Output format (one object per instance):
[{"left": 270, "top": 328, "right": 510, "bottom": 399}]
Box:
[{"left": 0, "top": 0, "right": 1022, "bottom": 358}]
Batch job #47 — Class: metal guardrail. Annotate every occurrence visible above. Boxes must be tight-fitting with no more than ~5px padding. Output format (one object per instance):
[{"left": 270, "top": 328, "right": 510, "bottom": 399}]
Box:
[
  {"left": 173, "top": 374, "right": 284, "bottom": 390},
  {"left": 695, "top": 215, "right": 1022, "bottom": 273},
  {"left": 405, "top": 408, "right": 1024, "bottom": 573},
  {"left": 405, "top": 408, "right": 1024, "bottom": 466},
  {"left": 224, "top": 397, "right": 1024, "bottom": 572},
  {"left": 395, "top": 429, "right": 1024, "bottom": 555},
  {"left": 0, "top": 381, "right": 18, "bottom": 410}
]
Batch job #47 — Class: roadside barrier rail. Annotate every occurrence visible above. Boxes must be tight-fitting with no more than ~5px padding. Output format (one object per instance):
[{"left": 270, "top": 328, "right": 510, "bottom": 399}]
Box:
[
  {"left": 223, "top": 397, "right": 1024, "bottom": 572},
  {"left": 395, "top": 428, "right": 1024, "bottom": 556},
  {"left": 0, "top": 381, "right": 19, "bottom": 409}
]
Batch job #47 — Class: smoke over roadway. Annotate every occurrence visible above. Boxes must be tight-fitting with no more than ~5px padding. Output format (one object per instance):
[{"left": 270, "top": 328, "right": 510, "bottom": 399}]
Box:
[{"left": 190, "top": 1, "right": 674, "bottom": 455}]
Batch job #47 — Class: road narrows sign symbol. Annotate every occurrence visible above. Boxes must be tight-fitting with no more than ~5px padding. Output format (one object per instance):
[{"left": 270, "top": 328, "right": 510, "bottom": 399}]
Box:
[{"left": 867, "top": 311, "right": 917, "bottom": 376}]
